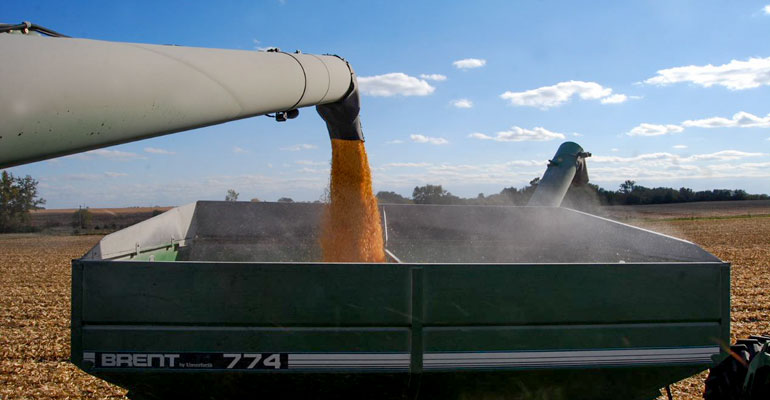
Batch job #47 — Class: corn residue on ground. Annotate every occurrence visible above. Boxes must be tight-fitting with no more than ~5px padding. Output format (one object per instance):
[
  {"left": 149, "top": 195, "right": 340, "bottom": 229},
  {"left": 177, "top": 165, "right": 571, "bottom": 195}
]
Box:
[{"left": 320, "top": 139, "right": 385, "bottom": 263}]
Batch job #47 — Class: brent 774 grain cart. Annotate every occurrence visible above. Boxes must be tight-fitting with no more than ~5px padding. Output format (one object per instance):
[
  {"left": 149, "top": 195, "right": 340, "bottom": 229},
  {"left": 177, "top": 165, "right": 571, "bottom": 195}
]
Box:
[{"left": 1, "top": 23, "right": 768, "bottom": 400}]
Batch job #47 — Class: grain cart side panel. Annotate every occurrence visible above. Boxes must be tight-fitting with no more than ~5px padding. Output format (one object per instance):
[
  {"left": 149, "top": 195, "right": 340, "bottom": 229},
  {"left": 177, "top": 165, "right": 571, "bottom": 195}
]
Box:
[
  {"left": 73, "top": 260, "right": 729, "bottom": 399},
  {"left": 422, "top": 263, "right": 723, "bottom": 325},
  {"left": 79, "top": 262, "right": 412, "bottom": 326},
  {"left": 419, "top": 262, "right": 730, "bottom": 399},
  {"left": 421, "top": 261, "right": 727, "bottom": 370},
  {"left": 71, "top": 202, "right": 731, "bottom": 399}
]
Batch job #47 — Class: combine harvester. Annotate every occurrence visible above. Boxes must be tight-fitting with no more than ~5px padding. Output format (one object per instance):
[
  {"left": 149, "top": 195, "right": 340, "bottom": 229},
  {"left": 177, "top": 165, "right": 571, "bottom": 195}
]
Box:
[{"left": 1, "top": 23, "right": 768, "bottom": 400}]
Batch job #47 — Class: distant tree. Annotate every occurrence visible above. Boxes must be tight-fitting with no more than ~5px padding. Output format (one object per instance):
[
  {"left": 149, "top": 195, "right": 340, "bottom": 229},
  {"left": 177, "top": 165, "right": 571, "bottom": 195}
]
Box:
[
  {"left": 225, "top": 189, "right": 239, "bottom": 202},
  {"left": 619, "top": 180, "right": 636, "bottom": 194},
  {"left": 412, "top": 184, "right": 461, "bottom": 204},
  {"left": 376, "top": 191, "right": 412, "bottom": 204},
  {"left": 499, "top": 187, "right": 523, "bottom": 205},
  {"left": 71, "top": 207, "right": 92, "bottom": 229},
  {"left": 0, "top": 171, "right": 46, "bottom": 232},
  {"left": 151, "top": 209, "right": 163, "bottom": 217},
  {"left": 250, "top": 197, "right": 261, "bottom": 202},
  {"left": 277, "top": 197, "right": 294, "bottom": 203},
  {"left": 733, "top": 189, "right": 749, "bottom": 201},
  {"left": 678, "top": 187, "right": 694, "bottom": 202}
]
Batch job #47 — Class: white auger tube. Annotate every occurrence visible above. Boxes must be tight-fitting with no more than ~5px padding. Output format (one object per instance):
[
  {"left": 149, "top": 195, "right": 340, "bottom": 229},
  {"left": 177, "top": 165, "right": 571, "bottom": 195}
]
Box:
[{"left": 0, "top": 34, "right": 355, "bottom": 168}]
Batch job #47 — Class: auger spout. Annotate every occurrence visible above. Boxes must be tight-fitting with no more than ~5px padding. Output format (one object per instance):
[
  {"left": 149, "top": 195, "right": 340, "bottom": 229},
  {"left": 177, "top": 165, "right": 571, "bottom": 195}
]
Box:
[{"left": 528, "top": 141, "right": 591, "bottom": 207}]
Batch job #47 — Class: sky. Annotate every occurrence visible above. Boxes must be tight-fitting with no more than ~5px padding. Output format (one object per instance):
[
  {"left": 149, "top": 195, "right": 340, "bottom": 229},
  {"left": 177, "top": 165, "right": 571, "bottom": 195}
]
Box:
[{"left": 3, "top": 1, "right": 770, "bottom": 208}]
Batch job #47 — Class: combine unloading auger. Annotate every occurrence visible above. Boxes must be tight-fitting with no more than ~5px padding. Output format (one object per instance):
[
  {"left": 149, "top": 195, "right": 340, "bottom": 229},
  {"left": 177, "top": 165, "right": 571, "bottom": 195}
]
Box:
[{"left": 0, "top": 28, "right": 359, "bottom": 168}]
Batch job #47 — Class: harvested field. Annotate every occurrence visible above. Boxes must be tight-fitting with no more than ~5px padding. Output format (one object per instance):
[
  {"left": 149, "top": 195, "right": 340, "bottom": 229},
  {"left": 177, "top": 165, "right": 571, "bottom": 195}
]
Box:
[
  {"left": 28, "top": 207, "right": 173, "bottom": 233},
  {"left": 1, "top": 202, "right": 768, "bottom": 399},
  {"left": 603, "top": 199, "right": 770, "bottom": 221},
  {"left": 0, "top": 234, "right": 126, "bottom": 399}
]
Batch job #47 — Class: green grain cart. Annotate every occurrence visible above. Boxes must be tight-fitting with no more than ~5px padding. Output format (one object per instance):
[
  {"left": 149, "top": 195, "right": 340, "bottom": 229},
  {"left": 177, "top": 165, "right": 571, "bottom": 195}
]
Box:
[{"left": 1, "top": 24, "right": 768, "bottom": 399}]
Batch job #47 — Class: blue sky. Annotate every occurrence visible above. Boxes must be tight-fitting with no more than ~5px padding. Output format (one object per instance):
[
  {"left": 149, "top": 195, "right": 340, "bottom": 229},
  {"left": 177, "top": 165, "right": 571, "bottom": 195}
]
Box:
[{"left": 4, "top": 1, "right": 770, "bottom": 208}]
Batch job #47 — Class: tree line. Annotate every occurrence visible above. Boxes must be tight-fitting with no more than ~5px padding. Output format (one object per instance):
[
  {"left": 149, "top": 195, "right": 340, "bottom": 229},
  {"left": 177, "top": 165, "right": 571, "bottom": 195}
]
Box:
[
  {"left": 1, "top": 170, "right": 767, "bottom": 233},
  {"left": 376, "top": 179, "right": 769, "bottom": 208}
]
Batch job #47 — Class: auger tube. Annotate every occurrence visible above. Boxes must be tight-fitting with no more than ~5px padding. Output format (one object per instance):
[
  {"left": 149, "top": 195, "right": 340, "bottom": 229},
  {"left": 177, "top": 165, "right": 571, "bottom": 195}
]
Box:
[
  {"left": 0, "top": 34, "right": 355, "bottom": 168},
  {"left": 528, "top": 141, "right": 591, "bottom": 207}
]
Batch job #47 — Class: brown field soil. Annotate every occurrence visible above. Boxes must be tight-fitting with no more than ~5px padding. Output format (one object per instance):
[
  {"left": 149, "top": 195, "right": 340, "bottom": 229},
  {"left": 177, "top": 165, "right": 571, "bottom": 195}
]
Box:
[
  {"left": 28, "top": 207, "right": 173, "bottom": 234},
  {"left": 32, "top": 207, "right": 173, "bottom": 216},
  {"left": 1, "top": 202, "right": 768, "bottom": 399},
  {"left": 602, "top": 199, "right": 770, "bottom": 220},
  {"left": 0, "top": 234, "right": 126, "bottom": 399}
]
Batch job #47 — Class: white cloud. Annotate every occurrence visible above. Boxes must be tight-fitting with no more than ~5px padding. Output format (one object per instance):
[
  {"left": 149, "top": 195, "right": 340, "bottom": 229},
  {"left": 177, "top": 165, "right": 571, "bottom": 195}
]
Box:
[
  {"left": 685, "top": 150, "right": 764, "bottom": 161},
  {"left": 763, "top": 5, "right": 770, "bottom": 15},
  {"left": 367, "top": 151, "right": 770, "bottom": 190},
  {"left": 451, "top": 98, "right": 473, "bottom": 108},
  {"left": 144, "top": 147, "right": 175, "bottom": 155},
  {"left": 386, "top": 139, "right": 404, "bottom": 144},
  {"left": 358, "top": 73, "right": 435, "bottom": 96},
  {"left": 453, "top": 58, "right": 486, "bottom": 69},
  {"left": 232, "top": 146, "right": 248, "bottom": 154},
  {"left": 363, "top": 150, "right": 770, "bottom": 190},
  {"left": 371, "top": 158, "right": 549, "bottom": 189},
  {"left": 79, "top": 149, "right": 144, "bottom": 160},
  {"left": 585, "top": 150, "right": 770, "bottom": 183},
  {"left": 252, "top": 38, "right": 278, "bottom": 52},
  {"left": 600, "top": 94, "right": 628, "bottom": 104},
  {"left": 611, "top": 148, "right": 620, "bottom": 152},
  {"left": 572, "top": 133, "right": 584, "bottom": 137},
  {"left": 626, "top": 123, "right": 684, "bottom": 136},
  {"left": 382, "top": 162, "right": 432, "bottom": 168},
  {"left": 420, "top": 74, "right": 447, "bottom": 81},
  {"left": 682, "top": 111, "right": 770, "bottom": 128},
  {"left": 629, "top": 111, "right": 770, "bottom": 138},
  {"left": 592, "top": 150, "right": 763, "bottom": 164},
  {"left": 50, "top": 171, "right": 130, "bottom": 181},
  {"left": 673, "top": 144, "right": 688, "bottom": 149},
  {"left": 410, "top": 134, "right": 449, "bottom": 145},
  {"left": 297, "top": 167, "right": 329, "bottom": 174},
  {"left": 469, "top": 126, "right": 566, "bottom": 142},
  {"left": 500, "top": 81, "right": 624, "bottom": 109},
  {"left": 280, "top": 144, "right": 318, "bottom": 151},
  {"left": 645, "top": 57, "right": 770, "bottom": 90},
  {"left": 295, "top": 160, "right": 327, "bottom": 166}
]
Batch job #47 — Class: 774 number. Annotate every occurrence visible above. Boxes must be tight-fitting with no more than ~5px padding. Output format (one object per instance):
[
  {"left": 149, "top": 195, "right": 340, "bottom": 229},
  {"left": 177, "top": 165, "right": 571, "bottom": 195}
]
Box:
[{"left": 223, "top": 353, "right": 282, "bottom": 369}]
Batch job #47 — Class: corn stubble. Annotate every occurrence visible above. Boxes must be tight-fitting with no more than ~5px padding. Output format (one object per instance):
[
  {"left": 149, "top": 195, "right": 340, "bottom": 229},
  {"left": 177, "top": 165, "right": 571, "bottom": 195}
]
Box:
[
  {"left": 320, "top": 139, "right": 385, "bottom": 262},
  {"left": 0, "top": 235, "right": 126, "bottom": 399}
]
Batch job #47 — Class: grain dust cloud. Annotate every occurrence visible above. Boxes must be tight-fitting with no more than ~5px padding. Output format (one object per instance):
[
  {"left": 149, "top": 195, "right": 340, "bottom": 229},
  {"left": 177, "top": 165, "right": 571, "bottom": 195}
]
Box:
[{"left": 320, "top": 139, "right": 385, "bottom": 262}]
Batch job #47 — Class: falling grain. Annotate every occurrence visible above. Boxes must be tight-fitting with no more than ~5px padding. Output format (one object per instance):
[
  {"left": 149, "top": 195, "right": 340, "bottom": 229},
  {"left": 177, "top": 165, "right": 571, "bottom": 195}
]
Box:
[{"left": 320, "top": 139, "right": 385, "bottom": 262}]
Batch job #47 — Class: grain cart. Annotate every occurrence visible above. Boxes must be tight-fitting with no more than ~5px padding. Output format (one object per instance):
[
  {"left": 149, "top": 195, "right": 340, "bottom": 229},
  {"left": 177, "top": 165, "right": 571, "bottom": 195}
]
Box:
[{"left": 1, "top": 23, "right": 768, "bottom": 400}]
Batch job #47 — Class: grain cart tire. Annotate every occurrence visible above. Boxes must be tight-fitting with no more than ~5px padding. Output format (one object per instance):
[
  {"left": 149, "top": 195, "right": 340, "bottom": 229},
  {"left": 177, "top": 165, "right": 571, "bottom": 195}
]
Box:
[
  {"left": 703, "top": 342, "right": 754, "bottom": 400},
  {"left": 126, "top": 391, "right": 161, "bottom": 400},
  {"left": 746, "top": 335, "right": 770, "bottom": 400}
]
